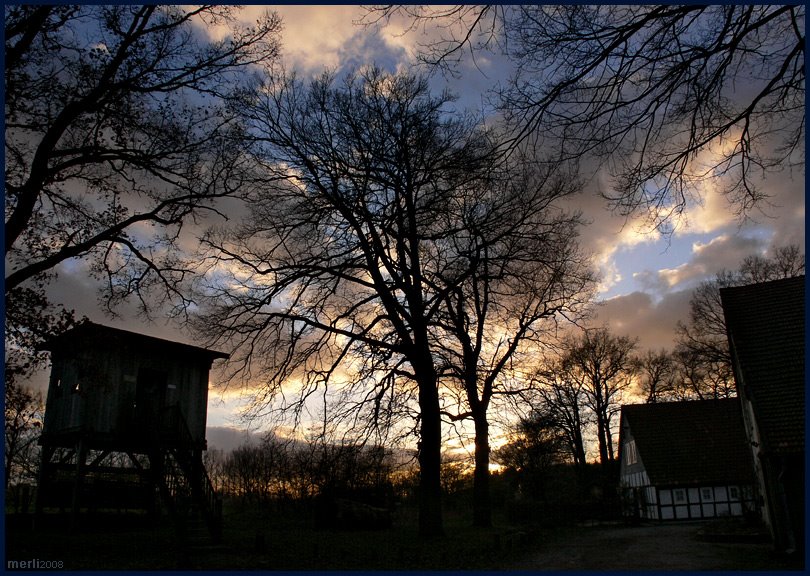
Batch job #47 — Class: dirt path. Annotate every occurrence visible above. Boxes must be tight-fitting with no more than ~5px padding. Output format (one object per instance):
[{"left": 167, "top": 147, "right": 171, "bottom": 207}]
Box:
[{"left": 508, "top": 521, "right": 800, "bottom": 571}]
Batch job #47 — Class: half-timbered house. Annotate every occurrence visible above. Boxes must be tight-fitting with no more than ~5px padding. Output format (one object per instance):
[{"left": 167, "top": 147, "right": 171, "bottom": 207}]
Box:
[{"left": 618, "top": 398, "right": 755, "bottom": 521}]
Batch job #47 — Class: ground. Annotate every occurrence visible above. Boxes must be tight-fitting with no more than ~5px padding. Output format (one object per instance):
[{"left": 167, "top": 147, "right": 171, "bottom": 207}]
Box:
[
  {"left": 5, "top": 511, "right": 803, "bottom": 570},
  {"left": 509, "top": 520, "right": 803, "bottom": 571}
]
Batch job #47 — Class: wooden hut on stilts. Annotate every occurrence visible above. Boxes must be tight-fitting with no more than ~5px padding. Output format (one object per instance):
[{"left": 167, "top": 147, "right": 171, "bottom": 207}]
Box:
[{"left": 35, "top": 322, "right": 228, "bottom": 542}]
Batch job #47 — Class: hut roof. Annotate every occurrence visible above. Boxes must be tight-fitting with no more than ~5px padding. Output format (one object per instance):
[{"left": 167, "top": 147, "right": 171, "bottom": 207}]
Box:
[{"left": 38, "top": 321, "right": 229, "bottom": 362}]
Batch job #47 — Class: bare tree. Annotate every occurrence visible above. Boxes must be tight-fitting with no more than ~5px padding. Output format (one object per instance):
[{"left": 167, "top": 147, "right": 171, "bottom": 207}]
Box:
[
  {"left": 439, "top": 451, "right": 471, "bottom": 497},
  {"left": 635, "top": 348, "right": 677, "bottom": 404},
  {"left": 530, "top": 364, "right": 589, "bottom": 471},
  {"left": 432, "top": 156, "right": 595, "bottom": 527},
  {"left": 195, "top": 68, "right": 497, "bottom": 538},
  {"left": 365, "top": 5, "right": 805, "bottom": 230},
  {"left": 670, "top": 345, "right": 735, "bottom": 401},
  {"left": 674, "top": 244, "right": 804, "bottom": 399},
  {"left": 4, "top": 381, "right": 44, "bottom": 489},
  {"left": 4, "top": 6, "right": 282, "bottom": 375},
  {"left": 202, "top": 448, "right": 228, "bottom": 494},
  {"left": 739, "top": 244, "right": 806, "bottom": 283},
  {"left": 560, "top": 328, "right": 637, "bottom": 466},
  {"left": 4, "top": 283, "right": 81, "bottom": 387},
  {"left": 495, "top": 410, "right": 570, "bottom": 502}
]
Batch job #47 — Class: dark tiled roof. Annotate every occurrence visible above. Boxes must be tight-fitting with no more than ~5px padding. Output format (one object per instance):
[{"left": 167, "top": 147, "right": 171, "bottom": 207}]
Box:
[
  {"left": 38, "top": 320, "right": 230, "bottom": 361},
  {"left": 720, "top": 276, "right": 805, "bottom": 454},
  {"left": 621, "top": 398, "right": 754, "bottom": 487}
]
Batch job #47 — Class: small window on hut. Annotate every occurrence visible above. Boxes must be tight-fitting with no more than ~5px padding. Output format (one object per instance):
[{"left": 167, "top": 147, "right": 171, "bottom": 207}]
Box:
[{"left": 674, "top": 489, "right": 686, "bottom": 503}]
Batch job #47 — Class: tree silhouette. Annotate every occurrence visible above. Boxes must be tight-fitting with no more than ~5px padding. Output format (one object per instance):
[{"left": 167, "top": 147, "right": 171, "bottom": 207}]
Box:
[
  {"left": 4, "top": 381, "right": 44, "bottom": 489},
  {"left": 495, "top": 410, "right": 571, "bottom": 502},
  {"left": 432, "top": 155, "right": 595, "bottom": 527},
  {"left": 635, "top": 349, "right": 677, "bottom": 404},
  {"left": 365, "top": 5, "right": 805, "bottom": 231},
  {"left": 4, "top": 6, "right": 282, "bottom": 374},
  {"left": 674, "top": 244, "right": 804, "bottom": 399},
  {"left": 560, "top": 328, "right": 637, "bottom": 466},
  {"left": 196, "top": 64, "right": 596, "bottom": 534},
  {"left": 195, "top": 68, "right": 496, "bottom": 538},
  {"left": 530, "top": 363, "right": 590, "bottom": 471}
]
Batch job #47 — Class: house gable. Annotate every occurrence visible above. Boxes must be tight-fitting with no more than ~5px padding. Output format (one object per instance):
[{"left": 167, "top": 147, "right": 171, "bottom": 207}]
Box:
[
  {"left": 720, "top": 275, "right": 805, "bottom": 454},
  {"left": 620, "top": 398, "right": 754, "bottom": 488}
]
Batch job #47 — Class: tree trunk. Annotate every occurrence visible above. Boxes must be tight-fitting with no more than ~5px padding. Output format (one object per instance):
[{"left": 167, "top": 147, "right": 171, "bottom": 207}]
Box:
[
  {"left": 595, "top": 415, "right": 609, "bottom": 465},
  {"left": 417, "top": 369, "right": 444, "bottom": 539},
  {"left": 4, "top": 443, "right": 15, "bottom": 489},
  {"left": 572, "top": 429, "right": 586, "bottom": 470},
  {"left": 472, "top": 414, "right": 492, "bottom": 528},
  {"left": 593, "top": 390, "right": 611, "bottom": 466}
]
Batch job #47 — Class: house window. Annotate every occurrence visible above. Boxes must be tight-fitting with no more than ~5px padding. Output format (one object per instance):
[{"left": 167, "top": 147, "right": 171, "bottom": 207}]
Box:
[
  {"left": 702, "top": 488, "right": 713, "bottom": 501},
  {"left": 625, "top": 440, "right": 638, "bottom": 465},
  {"left": 674, "top": 489, "right": 686, "bottom": 503}
]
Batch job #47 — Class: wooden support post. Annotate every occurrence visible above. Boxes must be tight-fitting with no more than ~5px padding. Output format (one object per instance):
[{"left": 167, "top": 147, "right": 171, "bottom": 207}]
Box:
[
  {"left": 34, "top": 445, "right": 56, "bottom": 530},
  {"left": 192, "top": 448, "right": 202, "bottom": 494},
  {"left": 70, "top": 440, "right": 88, "bottom": 530},
  {"left": 148, "top": 449, "right": 164, "bottom": 522}
]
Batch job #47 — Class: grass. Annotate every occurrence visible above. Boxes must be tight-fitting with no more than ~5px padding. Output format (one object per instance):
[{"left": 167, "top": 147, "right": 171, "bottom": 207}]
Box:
[
  {"left": 199, "top": 504, "right": 537, "bottom": 570},
  {"left": 5, "top": 514, "right": 180, "bottom": 570},
  {"left": 5, "top": 504, "right": 538, "bottom": 571},
  {"left": 7, "top": 505, "right": 799, "bottom": 571}
]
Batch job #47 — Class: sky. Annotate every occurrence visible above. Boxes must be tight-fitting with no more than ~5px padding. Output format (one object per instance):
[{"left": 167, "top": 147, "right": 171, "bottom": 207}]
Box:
[{"left": 31, "top": 6, "right": 805, "bottom": 453}]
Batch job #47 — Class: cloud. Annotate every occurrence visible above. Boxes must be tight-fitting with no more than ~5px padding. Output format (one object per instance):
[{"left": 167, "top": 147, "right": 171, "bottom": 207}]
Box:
[
  {"left": 673, "top": 123, "right": 805, "bottom": 243},
  {"left": 752, "top": 164, "right": 806, "bottom": 250},
  {"left": 635, "top": 234, "right": 764, "bottom": 291},
  {"left": 366, "top": 6, "right": 497, "bottom": 70},
  {"left": 206, "top": 425, "right": 263, "bottom": 452},
  {"left": 191, "top": 6, "right": 387, "bottom": 76},
  {"left": 217, "top": 6, "right": 412, "bottom": 77},
  {"left": 562, "top": 172, "right": 663, "bottom": 294},
  {"left": 625, "top": 168, "right": 803, "bottom": 297},
  {"left": 277, "top": 6, "right": 379, "bottom": 73},
  {"left": 593, "top": 289, "right": 693, "bottom": 351},
  {"left": 678, "top": 186, "right": 737, "bottom": 235},
  {"left": 330, "top": 24, "right": 411, "bottom": 76},
  {"left": 633, "top": 233, "right": 770, "bottom": 293}
]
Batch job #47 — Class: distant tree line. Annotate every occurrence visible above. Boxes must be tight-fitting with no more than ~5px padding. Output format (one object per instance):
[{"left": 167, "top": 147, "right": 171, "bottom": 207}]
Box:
[
  {"left": 203, "top": 434, "right": 396, "bottom": 510},
  {"left": 202, "top": 432, "right": 507, "bottom": 514}
]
